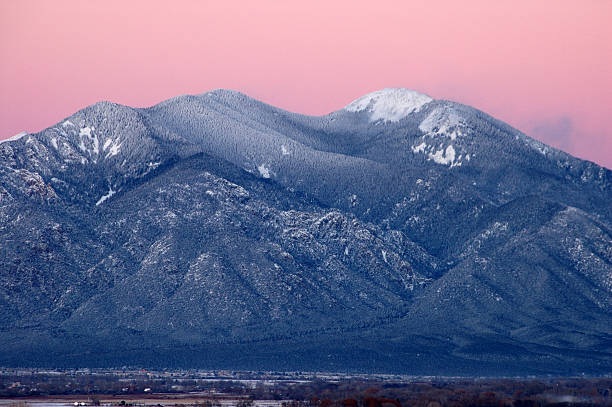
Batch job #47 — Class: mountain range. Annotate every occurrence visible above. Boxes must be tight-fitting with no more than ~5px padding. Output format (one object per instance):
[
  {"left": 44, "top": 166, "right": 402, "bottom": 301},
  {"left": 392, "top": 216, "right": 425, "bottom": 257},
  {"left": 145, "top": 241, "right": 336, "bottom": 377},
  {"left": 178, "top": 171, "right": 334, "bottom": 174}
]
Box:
[{"left": 1, "top": 88, "right": 611, "bottom": 375}]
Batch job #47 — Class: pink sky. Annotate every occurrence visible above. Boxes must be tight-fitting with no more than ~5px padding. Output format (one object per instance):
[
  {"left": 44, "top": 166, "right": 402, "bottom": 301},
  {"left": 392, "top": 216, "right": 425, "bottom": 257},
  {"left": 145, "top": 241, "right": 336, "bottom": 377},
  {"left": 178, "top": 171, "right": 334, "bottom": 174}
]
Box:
[{"left": 1, "top": 0, "right": 611, "bottom": 168}]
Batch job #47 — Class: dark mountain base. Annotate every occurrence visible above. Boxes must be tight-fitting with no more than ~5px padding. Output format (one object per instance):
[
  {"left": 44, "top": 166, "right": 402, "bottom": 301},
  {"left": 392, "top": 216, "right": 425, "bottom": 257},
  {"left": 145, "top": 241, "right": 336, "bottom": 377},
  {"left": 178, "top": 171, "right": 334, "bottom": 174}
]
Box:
[{"left": 3, "top": 330, "right": 611, "bottom": 376}]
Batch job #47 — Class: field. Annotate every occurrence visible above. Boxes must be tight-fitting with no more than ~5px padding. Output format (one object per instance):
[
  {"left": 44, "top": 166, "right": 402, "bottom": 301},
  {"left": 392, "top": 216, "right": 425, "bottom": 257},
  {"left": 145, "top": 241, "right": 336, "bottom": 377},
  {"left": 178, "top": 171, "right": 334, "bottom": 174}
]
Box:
[{"left": 1, "top": 369, "right": 611, "bottom": 407}]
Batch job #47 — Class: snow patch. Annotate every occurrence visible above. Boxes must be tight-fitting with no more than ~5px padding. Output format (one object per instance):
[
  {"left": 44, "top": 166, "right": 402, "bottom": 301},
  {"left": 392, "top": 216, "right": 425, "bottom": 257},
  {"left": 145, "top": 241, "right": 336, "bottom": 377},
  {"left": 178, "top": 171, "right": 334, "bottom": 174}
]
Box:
[
  {"left": 429, "top": 145, "right": 457, "bottom": 166},
  {"left": 62, "top": 120, "right": 74, "bottom": 127},
  {"left": 413, "top": 106, "right": 471, "bottom": 167},
  {"left": 51, "top": 137, "right": 58, "bottom": 150},
  {"left": 419, "top": 106, "right": 465, "bottom": 140},
  {"left": 105, "top": 139, "right": 121, "bottom": 158},
  {"left": 411, "top": 142, "right": 427, "bottom": 153},
  {"left": 96, "top": 185, "right": 116, "bottom": 206},
  {"left": 281, "top": 145, "right": 290, "bottom": 155},
  {"left": 412, "top": 139, "right": 462, "bottom": 167},
  {"left": 92, "top": 136, "right": 99, "bottom": 155},
  {"left": 79, "top": 126, "right": 99, "bottom": 156},
  {"left": 0, "top": 132, "right": 28, "bottom": 145},
  {"left": 78, "top": 136, "right": 87, "bottom": 152},
  {"left": 79, "top": 126, "right": 92, "bottom": 137},
  {"left": 257, "top": 164, "right": 272, "bottom": 179},
  {"left": 108, "top": 143, "right": 120, "bottom": 157},
  {"left": 344, "top": 88, "right": 433, "bottom": 122}
]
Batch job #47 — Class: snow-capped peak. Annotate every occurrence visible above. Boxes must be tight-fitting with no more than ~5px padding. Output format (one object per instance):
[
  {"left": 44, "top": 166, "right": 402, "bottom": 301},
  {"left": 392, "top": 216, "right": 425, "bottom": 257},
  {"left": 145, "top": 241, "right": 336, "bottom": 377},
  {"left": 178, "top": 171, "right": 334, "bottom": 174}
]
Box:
[{"left": 344, "top": 88, "right": 433, "bottom": 122}]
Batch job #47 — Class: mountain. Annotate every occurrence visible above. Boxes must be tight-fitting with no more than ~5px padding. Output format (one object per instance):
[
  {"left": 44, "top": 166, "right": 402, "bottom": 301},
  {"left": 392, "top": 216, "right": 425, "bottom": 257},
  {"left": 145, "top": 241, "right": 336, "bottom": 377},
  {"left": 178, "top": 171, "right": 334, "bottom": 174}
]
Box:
[{"left": 1, "top": 88, "right": 611, "bottom": 375}]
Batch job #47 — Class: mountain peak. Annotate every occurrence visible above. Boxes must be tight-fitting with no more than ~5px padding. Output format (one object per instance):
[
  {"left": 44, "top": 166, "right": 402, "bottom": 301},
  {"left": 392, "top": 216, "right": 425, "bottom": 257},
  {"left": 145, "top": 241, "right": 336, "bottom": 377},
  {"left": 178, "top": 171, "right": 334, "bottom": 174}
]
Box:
[
  {"left": 344, "top": 88, "right": 433, "bottom": 122},
  {"left": 204, "top": 88, "right": 243, "bottom": 96}
]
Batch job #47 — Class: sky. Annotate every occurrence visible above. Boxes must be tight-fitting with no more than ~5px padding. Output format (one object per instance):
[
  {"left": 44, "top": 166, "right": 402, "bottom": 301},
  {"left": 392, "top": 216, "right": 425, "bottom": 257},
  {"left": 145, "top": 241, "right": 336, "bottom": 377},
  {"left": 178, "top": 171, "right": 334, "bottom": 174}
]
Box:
[{"left": 1, "top": 0, "right": 611, "bottom": 169}]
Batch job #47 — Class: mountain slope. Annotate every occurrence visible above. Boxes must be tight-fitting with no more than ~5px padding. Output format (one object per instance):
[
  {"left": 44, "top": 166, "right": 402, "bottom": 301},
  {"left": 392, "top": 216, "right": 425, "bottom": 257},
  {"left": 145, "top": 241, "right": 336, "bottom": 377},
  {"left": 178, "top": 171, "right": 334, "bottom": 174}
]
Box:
[{"left": 0, "top": 88, "right": 610, "bottom": 374}]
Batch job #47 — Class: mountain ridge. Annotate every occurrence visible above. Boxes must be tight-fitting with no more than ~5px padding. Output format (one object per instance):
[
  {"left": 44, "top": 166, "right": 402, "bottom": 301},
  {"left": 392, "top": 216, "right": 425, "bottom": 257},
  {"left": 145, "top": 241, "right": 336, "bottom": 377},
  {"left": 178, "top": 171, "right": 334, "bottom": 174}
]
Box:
[{"left": 0, "top": 88, "right": 610, "bottom": 375}]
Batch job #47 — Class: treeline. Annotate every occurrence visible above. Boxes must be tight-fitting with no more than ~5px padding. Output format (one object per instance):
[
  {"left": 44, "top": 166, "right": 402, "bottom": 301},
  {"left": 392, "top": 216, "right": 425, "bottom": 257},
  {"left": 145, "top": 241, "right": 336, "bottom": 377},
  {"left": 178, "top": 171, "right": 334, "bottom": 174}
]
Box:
[{"left": 277, "top": 379, "right": 612, "bottom": 407}]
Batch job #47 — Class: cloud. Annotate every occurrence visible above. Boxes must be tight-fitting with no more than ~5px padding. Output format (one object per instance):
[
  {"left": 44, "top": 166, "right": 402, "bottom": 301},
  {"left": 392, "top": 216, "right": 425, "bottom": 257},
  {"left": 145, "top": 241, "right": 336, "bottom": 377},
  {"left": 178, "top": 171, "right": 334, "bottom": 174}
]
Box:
[{"left": 530, "top": 116, "right": 573, "bottom": 152}]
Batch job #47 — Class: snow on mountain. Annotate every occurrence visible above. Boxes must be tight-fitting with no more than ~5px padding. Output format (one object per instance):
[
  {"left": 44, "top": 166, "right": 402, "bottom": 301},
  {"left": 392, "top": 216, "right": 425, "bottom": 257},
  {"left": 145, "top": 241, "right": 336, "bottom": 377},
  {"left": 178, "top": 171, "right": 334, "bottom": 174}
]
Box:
[
  {"left": 0, "top": 131, "right": 28, "bottom": 145},
  {"left": 95, "top": 184, "right": 116, "bottom": 206},
  {"left": 429, "top": 144, "right": 458, "bottom": 166},
  {"left": 412, "top": 140, "right": 461, "bottom": 167},
  {"left": 0, "top": 88, "right": 611, "bottom": 375},
  {"left": 257, "top": 163, "right": 272, "bottom": 178},
  {"left": 419, "top": 105, "right": 467, "bottom": 140},
  {"left": 404, "top": 105, "right": 469, "bottom": 167},
  {"left": 344, "top": 88, "right": 433, "bottom": 122}
]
